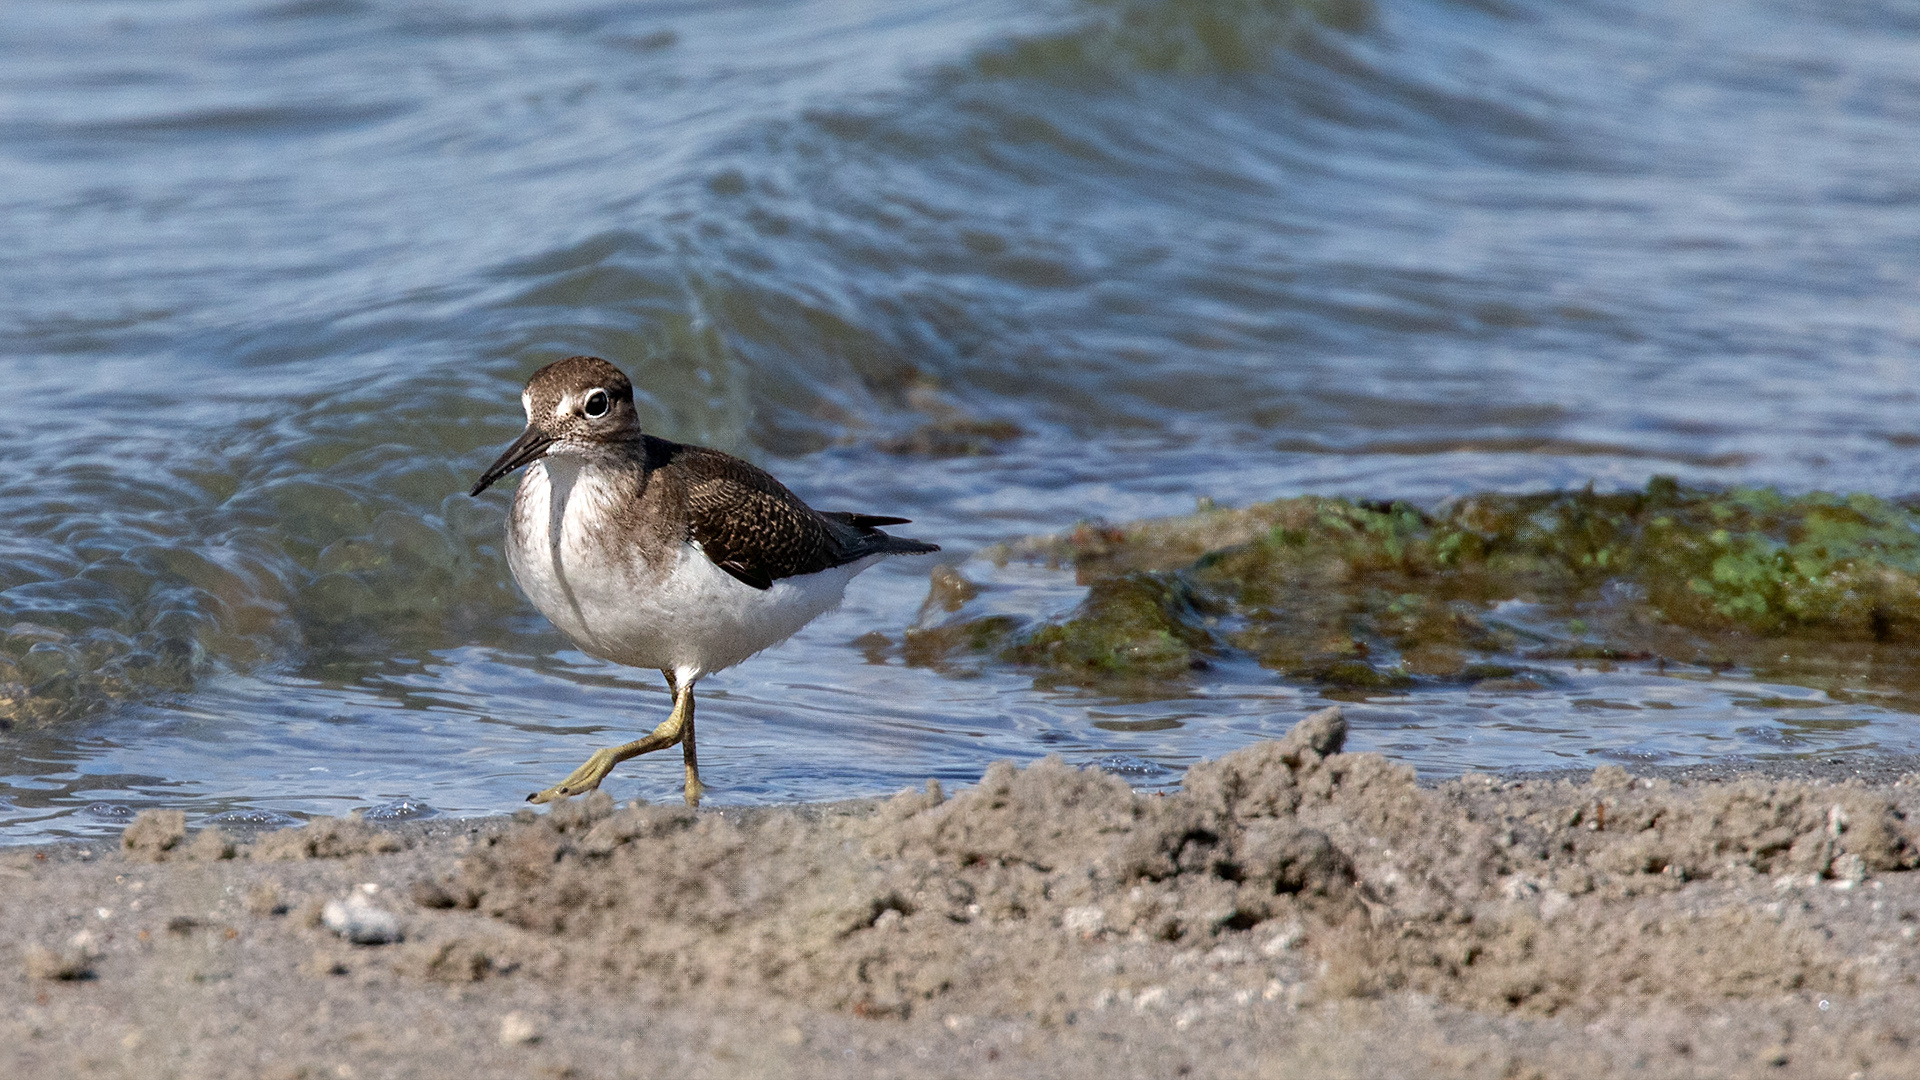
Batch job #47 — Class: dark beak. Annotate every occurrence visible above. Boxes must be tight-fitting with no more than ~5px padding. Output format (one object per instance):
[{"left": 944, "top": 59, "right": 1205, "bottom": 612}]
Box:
[{"left": 470, "top": 428, "right": 556, "bottom": 496}]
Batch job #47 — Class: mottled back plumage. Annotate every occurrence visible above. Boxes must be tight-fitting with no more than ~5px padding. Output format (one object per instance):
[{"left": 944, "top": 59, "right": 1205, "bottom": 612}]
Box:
[{"left": 665, "top": 440, "right": 936, "bottom": 589}]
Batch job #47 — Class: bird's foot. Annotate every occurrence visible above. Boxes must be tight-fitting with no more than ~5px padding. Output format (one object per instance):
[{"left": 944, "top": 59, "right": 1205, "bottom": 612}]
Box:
[{"left": 526, "top": 748, "right": 622, "bottom": 804}]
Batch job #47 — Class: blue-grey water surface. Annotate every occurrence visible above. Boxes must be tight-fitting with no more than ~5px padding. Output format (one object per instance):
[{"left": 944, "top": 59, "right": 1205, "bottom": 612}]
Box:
[{"left": 4, "top": 0, "right": 1920, "bottom": 839}]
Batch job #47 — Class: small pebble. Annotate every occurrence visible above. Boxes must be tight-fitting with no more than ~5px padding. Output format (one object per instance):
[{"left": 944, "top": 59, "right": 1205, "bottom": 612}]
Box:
[
  {"left": 409, "top": 878, "right": 458, "bottom": 909},
  {"left": 499, "top": 1011, "right": 541, "bottom": 1045},
  {"left": 321, "top": 892, "right": 402, "bottom": 945},
  {"left": 1830, "top": 853, "right": 1868, "bottom": 889},
  {"left": 24, "top": 945, "right": 93, "bottom": 981},
  {"left": 246, "top": 884, "right": 287, "bottom": 917},
  {"left": 1062, "top": 905, "right": 1105, "bottom": 936}
]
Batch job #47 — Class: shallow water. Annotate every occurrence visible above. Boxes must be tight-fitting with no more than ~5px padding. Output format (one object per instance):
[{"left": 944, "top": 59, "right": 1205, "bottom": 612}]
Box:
[{"left": 3, "top": 0, "right": 1920, "bottom": 839}]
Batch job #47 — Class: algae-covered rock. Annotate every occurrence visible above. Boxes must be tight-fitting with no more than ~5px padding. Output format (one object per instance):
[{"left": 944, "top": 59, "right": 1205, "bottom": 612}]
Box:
[
  {"left": 1227, "top": 481, "right": 1920, "bottom": 646},
  {"left": 916, "top": 478, "right": 1920, "bottom": 703}
]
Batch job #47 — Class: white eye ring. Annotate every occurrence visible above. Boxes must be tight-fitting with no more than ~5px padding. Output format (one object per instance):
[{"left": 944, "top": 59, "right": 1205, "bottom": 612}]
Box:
[{"left": 583, "top": 388, "right": 610, "bottom": 418}]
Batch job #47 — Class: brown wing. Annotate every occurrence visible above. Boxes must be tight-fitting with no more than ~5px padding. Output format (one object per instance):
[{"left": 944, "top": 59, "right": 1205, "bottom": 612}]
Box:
[{"left": 670, "top": 443, "right": 871, "bottom": 590}]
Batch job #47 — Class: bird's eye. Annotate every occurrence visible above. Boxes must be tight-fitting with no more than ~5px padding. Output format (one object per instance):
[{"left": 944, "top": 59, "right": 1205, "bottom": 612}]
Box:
[{"left": 583, "top": 389, "right": 610, "bottom": 418}]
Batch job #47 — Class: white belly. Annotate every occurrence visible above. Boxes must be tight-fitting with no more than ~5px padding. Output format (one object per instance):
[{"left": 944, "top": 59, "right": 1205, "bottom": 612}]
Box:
[{"left": 505, "top": 458, "right": 871, "bottom": 680}]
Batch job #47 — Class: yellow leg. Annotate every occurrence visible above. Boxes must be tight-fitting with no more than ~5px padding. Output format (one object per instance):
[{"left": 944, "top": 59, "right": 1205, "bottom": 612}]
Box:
[
  {"left": 527, "top": 673, "right": 702, "bottom": 807},
  {"left": 680, "top": 704, "right": 703, "bottom": 807}
]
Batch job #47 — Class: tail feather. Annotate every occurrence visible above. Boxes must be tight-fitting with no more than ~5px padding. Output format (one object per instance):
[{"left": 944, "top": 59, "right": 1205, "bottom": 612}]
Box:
[
  {"left": 824, "top": 511, "right": 913, "bottom": 529},
  {"left": 823, "top": 510, "right": 939, "bottom": 558}
]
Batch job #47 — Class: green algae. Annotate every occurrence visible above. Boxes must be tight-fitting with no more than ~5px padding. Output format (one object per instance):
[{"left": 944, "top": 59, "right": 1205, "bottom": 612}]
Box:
[
  {"left": 902, "top": 613, "right": 1026, "bottom": 672},
  {"left": 917, "top": 479, "right": 1920, "bottom": 703},
  {"left": 1003, "top": 572, "right": 1217, "bottom": 683}
]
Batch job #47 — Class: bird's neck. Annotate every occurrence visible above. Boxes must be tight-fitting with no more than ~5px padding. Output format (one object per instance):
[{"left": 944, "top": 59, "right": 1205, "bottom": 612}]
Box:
[{"left": 555, "top": 434, "right": 650, "bottom": 474}]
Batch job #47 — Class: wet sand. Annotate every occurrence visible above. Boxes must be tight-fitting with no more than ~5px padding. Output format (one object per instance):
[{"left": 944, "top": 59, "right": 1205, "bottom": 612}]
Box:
[{"left": 6, "top": 709, "right": 1920, "bottom": 1079}]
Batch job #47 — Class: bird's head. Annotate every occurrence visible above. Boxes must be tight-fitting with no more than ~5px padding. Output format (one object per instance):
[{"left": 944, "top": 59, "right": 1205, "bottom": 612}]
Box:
[{"left": 470, "top": 355, "right": 640, "bottom": 496}]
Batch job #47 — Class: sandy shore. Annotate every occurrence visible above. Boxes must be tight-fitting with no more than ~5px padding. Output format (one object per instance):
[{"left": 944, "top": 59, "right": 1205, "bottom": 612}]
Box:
[{"left": 6, "top": 708, "right": 1920, "bottom": 1079}]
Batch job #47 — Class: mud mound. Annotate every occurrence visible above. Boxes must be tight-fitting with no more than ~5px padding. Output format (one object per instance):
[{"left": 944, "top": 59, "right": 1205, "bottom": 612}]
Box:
[
  {"left": 447, "top": 712, "right": 1369, "bottom": 1019},
  {"left": 252, "top": 814, "right": 405, "bottom": 860},
  {"left": 1282, "top": 752, "right": 1920, "bottom": 1015},
  {"left": 434, "top": 706, "right": 1920, "bottom": 1023},
  {"left": 120, "top": 810, "right": 235, "bottom": 862},
  {"left": 121, "top": 810, "right": 187, "bottom": 861}
]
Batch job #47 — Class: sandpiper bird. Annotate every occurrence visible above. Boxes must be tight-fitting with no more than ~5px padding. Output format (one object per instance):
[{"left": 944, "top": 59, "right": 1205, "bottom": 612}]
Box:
[{"left": 470, "top": 356, "right": 939, "bottom": 808}]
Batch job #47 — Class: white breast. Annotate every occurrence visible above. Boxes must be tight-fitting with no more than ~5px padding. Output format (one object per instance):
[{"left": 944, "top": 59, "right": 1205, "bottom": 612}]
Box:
[{"left": 505, "top": 457, "right": 872, "bottom": 682}]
